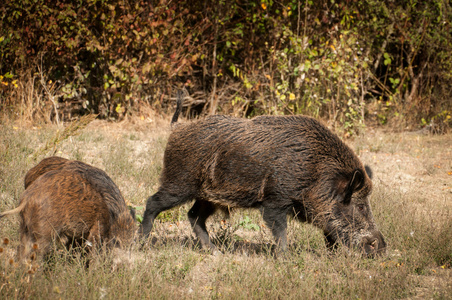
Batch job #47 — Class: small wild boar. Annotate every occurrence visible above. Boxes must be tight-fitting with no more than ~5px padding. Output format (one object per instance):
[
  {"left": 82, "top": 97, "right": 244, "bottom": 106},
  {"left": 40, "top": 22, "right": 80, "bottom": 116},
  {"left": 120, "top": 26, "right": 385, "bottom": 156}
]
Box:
[
  {"left": 24, "top": 156, "right": 69, "bottom": 189},
  {"left": 0, "top": 157, "right": 136, "bottom": 261},
  {"left": 139, "top": 98, "right": 386, "bottom": 257}
]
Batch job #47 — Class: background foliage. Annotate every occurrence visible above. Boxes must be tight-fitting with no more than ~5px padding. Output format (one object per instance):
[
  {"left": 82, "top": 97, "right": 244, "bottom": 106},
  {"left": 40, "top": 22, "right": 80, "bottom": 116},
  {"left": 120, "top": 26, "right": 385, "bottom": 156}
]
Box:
[{"left": 1, "top": 0, "right": 451, "bottom": 133}]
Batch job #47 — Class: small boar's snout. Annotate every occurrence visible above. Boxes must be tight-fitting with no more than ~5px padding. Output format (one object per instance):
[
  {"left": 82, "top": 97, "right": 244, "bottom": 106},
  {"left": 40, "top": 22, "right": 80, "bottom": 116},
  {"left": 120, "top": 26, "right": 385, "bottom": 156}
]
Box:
[{"left": 361, "top": 231, "right": 386, "bottom": 257}]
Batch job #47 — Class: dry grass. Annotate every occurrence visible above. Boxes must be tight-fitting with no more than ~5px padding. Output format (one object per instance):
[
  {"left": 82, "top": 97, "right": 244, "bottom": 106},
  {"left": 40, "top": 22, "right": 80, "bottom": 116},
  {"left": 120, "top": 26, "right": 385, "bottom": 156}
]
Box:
[{"left": 0, "top": 118, "right": 451, "bottom": 299}]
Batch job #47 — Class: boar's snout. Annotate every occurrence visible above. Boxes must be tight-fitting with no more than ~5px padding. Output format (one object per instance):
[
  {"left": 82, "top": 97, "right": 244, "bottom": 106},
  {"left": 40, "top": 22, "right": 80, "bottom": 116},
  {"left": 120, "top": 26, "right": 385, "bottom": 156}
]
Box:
[{"left": 360, "top": 231, "right": 386, "bottom": 257}]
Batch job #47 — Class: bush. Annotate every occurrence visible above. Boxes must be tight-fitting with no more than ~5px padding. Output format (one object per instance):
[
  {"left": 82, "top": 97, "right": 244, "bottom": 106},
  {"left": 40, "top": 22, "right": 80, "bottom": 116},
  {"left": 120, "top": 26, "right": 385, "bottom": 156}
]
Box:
[{"left": 1, "top": 0, "right": 451, "bottom": 134}]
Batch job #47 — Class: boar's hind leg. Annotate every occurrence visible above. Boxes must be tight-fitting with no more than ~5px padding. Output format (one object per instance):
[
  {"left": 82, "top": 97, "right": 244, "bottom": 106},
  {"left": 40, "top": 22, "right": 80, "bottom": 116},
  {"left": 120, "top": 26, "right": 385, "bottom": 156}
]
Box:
[
  {"left": 261, "top": 207, "right": 288, "bottom": 251},
  {"left": 187, "top": 200, "right": 216, "bottom": 250},
  {"left": 140, "top": 189, "right": 193, "bottom": 239},
  {"left": 19, "top": 232, "right": 51, "bottom": 262}
]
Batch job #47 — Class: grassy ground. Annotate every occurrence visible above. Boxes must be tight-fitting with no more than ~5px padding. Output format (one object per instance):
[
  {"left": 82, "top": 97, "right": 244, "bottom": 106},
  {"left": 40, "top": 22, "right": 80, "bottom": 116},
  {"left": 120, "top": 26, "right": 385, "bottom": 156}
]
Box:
[{"left": 0, "top": 117, "right": 451, "bottom": 299}]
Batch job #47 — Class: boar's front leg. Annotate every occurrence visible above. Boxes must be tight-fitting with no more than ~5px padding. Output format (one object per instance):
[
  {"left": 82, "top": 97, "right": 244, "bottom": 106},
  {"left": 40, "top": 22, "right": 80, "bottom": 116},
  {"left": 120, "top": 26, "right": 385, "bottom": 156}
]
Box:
[
  {"left": 187, "top": 199, "right": 217, "bottom": 250},
  {"left": 260, "top": 205, "right": 289, "bottom": 251}
]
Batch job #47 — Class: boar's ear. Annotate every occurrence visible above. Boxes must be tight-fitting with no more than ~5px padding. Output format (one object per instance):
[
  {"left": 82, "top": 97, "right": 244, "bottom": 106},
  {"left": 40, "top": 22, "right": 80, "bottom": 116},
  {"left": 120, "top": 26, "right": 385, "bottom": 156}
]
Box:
[
  {"left": 129, "top": 206, "right": 136, "bottom": 221},
  {"left": 335, "top": 169, "right": 365, "bottom": 205},
  {"left": 364, "top": 165, "right": 373, "bottom": 179}
]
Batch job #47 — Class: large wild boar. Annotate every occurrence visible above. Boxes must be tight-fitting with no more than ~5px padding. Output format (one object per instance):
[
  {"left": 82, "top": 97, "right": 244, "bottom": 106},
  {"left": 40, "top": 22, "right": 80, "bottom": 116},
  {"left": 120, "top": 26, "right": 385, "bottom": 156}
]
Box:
[
  {"left": 0, "top": 157, "right": 136, "bottom": 261},
  {"left": 139, "top": 99, "right": 386, "bottom": 256}
]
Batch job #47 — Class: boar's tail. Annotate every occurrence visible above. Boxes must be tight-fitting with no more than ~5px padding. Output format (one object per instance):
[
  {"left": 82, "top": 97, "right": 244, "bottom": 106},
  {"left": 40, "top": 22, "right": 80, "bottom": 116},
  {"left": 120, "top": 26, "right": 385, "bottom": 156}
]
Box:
[
  {"left": 171, "top": 89, "right": 184, "bottom": 126},
  {"left": 0, "top": 201, "right": 26, "bottom": 220}
]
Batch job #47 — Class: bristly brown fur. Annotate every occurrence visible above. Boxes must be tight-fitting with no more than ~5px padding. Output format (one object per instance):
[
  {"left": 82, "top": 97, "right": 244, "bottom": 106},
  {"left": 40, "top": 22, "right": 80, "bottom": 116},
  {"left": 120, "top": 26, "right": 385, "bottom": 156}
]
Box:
[
  {"left": 1, "top": 157, "right": 136, "bottom": 261},
  {"left": 140, "top": 109, "right": 386, "bottom": 256}
]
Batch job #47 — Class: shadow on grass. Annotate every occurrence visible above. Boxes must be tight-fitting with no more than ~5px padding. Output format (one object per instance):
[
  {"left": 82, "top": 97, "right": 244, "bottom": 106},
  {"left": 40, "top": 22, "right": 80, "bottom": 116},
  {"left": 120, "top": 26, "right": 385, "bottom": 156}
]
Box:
[{"left": 141, "top": 235, "right": 324, "bottom": 258}]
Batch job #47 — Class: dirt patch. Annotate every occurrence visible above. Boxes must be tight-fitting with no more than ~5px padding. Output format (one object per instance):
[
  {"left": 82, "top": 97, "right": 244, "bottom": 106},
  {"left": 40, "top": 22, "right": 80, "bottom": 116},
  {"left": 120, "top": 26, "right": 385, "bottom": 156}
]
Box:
[{"left": 354, "top": 131, "right": 452, "bottom": 212}]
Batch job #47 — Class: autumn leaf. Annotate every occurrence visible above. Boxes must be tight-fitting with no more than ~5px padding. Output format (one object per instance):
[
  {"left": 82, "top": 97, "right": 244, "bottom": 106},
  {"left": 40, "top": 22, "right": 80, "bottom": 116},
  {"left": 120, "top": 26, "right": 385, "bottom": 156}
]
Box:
[{"left": 115, "top": 104, "right": 125, "bottom": 114}]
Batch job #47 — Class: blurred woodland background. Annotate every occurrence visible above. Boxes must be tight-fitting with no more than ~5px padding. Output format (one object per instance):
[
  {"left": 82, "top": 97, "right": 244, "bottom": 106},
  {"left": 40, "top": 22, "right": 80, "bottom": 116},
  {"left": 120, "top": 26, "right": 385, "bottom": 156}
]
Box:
[{"left": 1, "top": 0, "right": 451, "bottom": 135}]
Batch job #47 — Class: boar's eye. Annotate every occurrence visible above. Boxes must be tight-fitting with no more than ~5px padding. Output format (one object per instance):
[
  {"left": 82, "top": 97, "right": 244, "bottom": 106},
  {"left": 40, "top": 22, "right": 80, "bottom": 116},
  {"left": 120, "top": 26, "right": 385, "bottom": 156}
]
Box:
[{"left": 357, "top": 204, "right": 365, "bottom": 212}]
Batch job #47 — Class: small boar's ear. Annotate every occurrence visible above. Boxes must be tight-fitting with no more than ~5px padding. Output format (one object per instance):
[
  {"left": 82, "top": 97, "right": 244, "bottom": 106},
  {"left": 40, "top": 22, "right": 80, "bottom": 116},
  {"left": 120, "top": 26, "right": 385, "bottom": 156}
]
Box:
[
  {"left": 335, "top": 169, "right": 365, "bottom": 205},
  {"left": 129, "top": 206, "right": 136, "bottom": 221},
  {"left": 364, "top": 165, "right": 373, "bottom": 179}
]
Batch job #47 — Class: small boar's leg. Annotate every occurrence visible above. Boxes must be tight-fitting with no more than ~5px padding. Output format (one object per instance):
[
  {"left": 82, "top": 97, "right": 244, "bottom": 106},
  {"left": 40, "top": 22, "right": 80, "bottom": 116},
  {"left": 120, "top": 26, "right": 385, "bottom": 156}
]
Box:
[
  {"left": 260, "top": 206, "right": 289, "bottom": 251},
  {"left": 19, "top": 230, "right": 51, "bottom": 262},
  {"left": 187, "top": 199, "right": 217, "bottom": 250},
  {"left": 18, "top": 233, "right": 34, "bottom": 262},
  {"left": 86, "top": 222, "right": 104, "bottom": 249}
]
